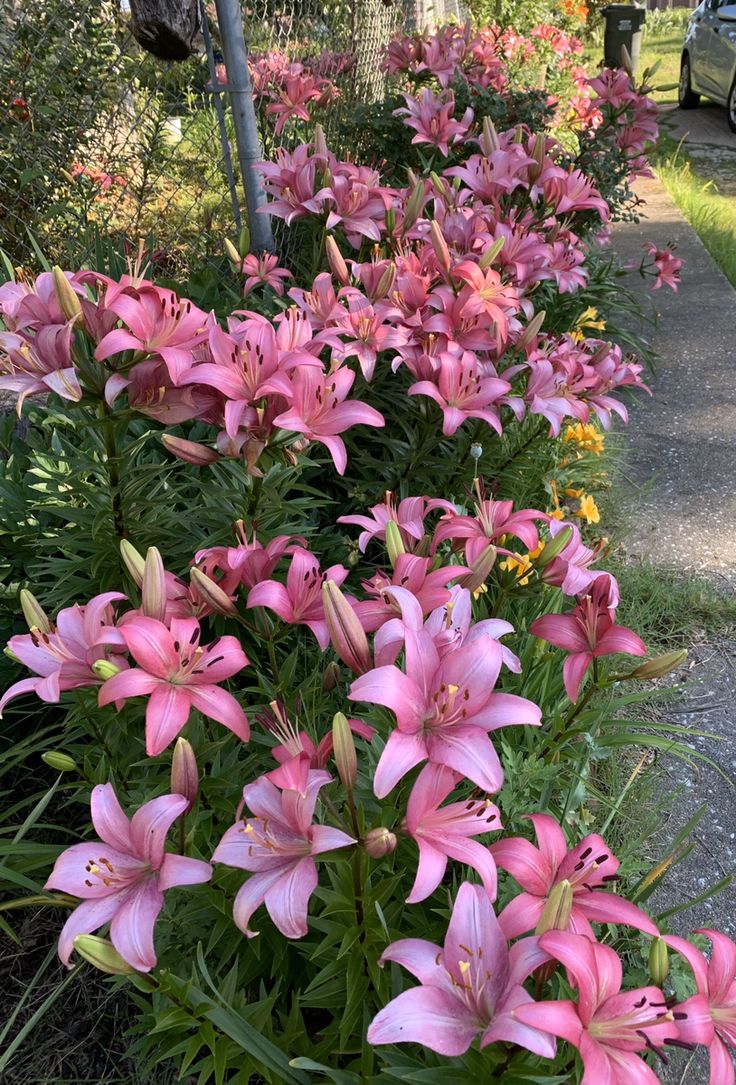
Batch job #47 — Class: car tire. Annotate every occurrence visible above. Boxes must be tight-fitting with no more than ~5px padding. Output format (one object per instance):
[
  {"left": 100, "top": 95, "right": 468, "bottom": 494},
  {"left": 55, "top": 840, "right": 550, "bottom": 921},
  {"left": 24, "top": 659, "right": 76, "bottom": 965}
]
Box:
[
  {"left": 728, "top": 75, "right": 736, "bottom": 133},
  {"left": 679, "top": 54, "right": 700, "bottom": 109}
]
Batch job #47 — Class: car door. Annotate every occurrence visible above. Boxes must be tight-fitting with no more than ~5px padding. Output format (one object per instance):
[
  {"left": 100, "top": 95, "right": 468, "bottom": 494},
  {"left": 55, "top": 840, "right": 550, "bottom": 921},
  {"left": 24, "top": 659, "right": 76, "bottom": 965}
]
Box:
[
  {"left": 708, "top": 0, "right": 736, "bottom": 102},
  {"left": 689, "top": 0, "right": 723, "bottom": 95}
]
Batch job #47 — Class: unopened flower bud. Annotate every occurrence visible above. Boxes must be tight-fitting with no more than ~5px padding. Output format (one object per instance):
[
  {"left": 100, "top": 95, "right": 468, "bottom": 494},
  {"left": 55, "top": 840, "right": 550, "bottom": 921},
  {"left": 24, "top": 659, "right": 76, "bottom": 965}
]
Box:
[
  {"left": 429, "top": 171, "right": 449, "bottom": 199},
  {"left": 20, "top": 589, "right": 52, "bottom": 634},
  {"left": 92, "top": 659, "right": 122, "bottom": 681},
  {"left": 402, "top": 181, "right": 425, "bottom": 233},
  {"left": 384, "top": 207, "right": 396, "bottom": 235},
  {"left": 190, "top": 566, "right": 238, "bottom": 617},
  {"left": 332, "top": 711, "right": 357, "bottom": 791},
  {"left": 458, "top": 544, "right": 497, "bottom": 592},
  {"left": 52, "top": 266, "right": 85, "bottom": 330},
  {"left": 225, "top": 238, "right": 241, "bottom": 266},
  {"left": 535, "top": 879, "right": 573, "bottom": 934},
  {"left": 142, "top": 546, "right": 167, "bottom": 621},
  {"left": 375, "top": 262, "right": 396, "bottom": 300},
  {"left": 171, "top": 737, "right": 199, "bottom": 812},
  {"left": 429, "top": 221, "right": 451, "bottom": 274},
  {"left": 364, "top": 827, "right": 397, "bottom": 859},
  {"left": 649, "top": 936, "right": 669, "bottom": 986},
  {"left": 4, "top": 646, "right": 21, "bottom": 664},
  {"left": 478, "top": 235, "right": 505, "bottom": 270},
  {"left": 161, "top": 433, "right": 220, "bottom": 466},
  {"left": 630, "top": 650, "right": 688, "bottom": 681},
  {"left": 528, "top": 133, "right": 546, "bottom": 183},
  {"left": 42, "top": 751, "right": 78, "bottom": 772},
  {"left": 120, "top": 539, "right": 145, "bottom": 587},
  {"left": 322, "top": 580, "right": 371, "bottom": 675},
  {"left": 470, "top": 443, "right": 483, "bottom": 462},
  {"left": 313, "top": 122, "right": 328, "bottom": 158},
  {"left": 384, "top": 520, "right": 406, "bottom": 568},
  {"left": 322, "top": 660, "right": 341, "bottom": 691},
  {"left": 480, "top": 116, "right": 500, "bottom": 155},
  {"left": 325, "top": 235, "right": 350, "bottom": 286},
  {"left": 534, "top": 525, "right": 573, "bottom": 569},
  {"left": 620, "top": 43, "right": 634, "bottom": 78},
  {"left": 238, "top": 224, "right": 250, "bottom": 257},
  {"left": 74, "top": 934, "right": 135, "bottom": 975},
  {"left": 517, "top": 309, "right": 546, "bottom": 350}
]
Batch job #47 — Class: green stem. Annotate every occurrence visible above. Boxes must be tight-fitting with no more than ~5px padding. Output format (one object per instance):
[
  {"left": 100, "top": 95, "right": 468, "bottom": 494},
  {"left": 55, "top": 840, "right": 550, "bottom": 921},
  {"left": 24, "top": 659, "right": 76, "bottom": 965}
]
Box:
[
  {"left": 178, "top": 813, "right": 186, "bottom": 856},
  {"left": 265, "top": 635, "right": 281, "bottom": 690},
  {"left": 98, "top": 402, "right": 127, "bottom": 548}
]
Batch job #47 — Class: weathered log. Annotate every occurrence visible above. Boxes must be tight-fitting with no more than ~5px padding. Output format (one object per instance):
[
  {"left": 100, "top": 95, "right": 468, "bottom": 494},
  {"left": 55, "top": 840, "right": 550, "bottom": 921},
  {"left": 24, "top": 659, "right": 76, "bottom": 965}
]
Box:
[{"left": 128, "top": 0, "right": 200, "bottom": 61}]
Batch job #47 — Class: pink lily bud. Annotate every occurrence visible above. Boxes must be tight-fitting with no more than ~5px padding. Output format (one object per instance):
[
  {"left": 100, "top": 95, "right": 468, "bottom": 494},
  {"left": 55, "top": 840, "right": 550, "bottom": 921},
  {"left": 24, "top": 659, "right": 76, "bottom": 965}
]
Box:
[
  {"left": 375, "top": 262, "right": 396, "bottom": 300},
  {"left": 429, "top": 171, "right": 449, "bottom": 200},
  {"left": 325, "top": 236, "right": 350, "bottom": 286},
  {"left": 478, "top": 235, "right": 505, "bottom": 271},
  {"left": 190, "top": 566, "right": 238, "bottom": 617},
  {"left": 516, "top": 309, "right": 546, "bottom": 350},
  {"left": 457, "top": 544, "right": 497, "bottom": 592},
  {"left": 528, "top": 134, "right": 546, "bottom": 184},
  {"left": 535, "top": 878, "right": 573, "bottom": 934},
  {"left": 533, "top": 525, "right": 573, "bottom": 569},
  {"left": 74, "top": 935, "right": 135, "bottom": 975},
  {"left": 384, "top": 520, "right": 405, "bottom": 568},
  {"left": 322, "top": 660, "right": 341, "bottom": 691},
  {"left": 161, "top": 434, "right": 220, "bottom": 466},
  {"left": 364, "top": 827, "right": 397, "bottom": 859},
  {"left": 142, "top": 547, "right": 167, "bottom": 622},
  {"left": 429, "top": 221, "right": 452, "bottom": 275},
  {"left": 332, "top": 711, "right": 357, "bottom": 792},
  {"left": 91, "top": 659, "right": 122, "bottom": 681},
  {"left": 649, "top": 936, "right": 669, "bottom": 986},
  {"left": 620, "top": 43, "right": 634, "bottom": 78},
  {"left": 629, "top": 649, "right": 687, "bottom": 680},
  {"left": 52, "top": 266, "right": 85, "bottom": 331},
  {"left": 171, "top": 736, "right": 199, "bottom": 813},
  {"left": 384, "top": 207, "right": 396, "bottom": 235},
  {"left": 322, "top": 580, "right": 372, "bottom": 675},
  {"left": 480, "top": 116, "right": 500, "bottom": 154},
  {"left": 20, "top": 589, "right": 52, "bottom": 634},
  {"left": 313, "top": 122, "right": 328, "bottom": 158}
]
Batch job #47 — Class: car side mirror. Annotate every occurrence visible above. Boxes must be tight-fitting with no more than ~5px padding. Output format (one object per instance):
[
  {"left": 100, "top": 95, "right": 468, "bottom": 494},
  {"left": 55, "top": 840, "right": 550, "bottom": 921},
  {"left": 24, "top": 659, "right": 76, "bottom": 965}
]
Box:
[{"left": 718, "top": 2, "right": 736, "bottom": 17}]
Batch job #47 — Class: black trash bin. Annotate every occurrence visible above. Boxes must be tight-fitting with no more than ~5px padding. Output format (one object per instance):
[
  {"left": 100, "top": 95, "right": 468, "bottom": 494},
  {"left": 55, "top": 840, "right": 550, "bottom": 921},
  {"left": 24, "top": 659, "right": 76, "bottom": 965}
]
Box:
[{"left": 601, "top": 4, "right": 646, "bottom": 73}]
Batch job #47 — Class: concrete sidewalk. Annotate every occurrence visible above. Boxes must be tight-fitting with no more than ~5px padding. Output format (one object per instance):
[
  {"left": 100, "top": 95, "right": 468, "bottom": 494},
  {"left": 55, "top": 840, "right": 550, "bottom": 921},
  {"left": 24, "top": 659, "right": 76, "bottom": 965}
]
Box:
[{"left": 611, "top": 177, "right": 736, "bottom": 1085}]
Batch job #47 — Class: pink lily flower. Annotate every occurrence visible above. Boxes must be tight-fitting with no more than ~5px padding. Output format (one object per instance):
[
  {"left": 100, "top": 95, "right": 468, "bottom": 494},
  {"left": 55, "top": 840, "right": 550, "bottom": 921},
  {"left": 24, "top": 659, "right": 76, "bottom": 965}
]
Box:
[
  {"left": 332, "top": 296, "right": 408, "bottom": 382},
  {"left": 323, "top": 174, "right": 392, "bottom": 247},
  {"left": 423, "top": 586, "right": 521, "bottom": 672},
  {"left": 246, "top": 547, "right": 349, "bottom": 649},
  {"left": 541, "top": 519, "right": 611, "bottom": 598},
  {"left": 240, "top": 252, "right": 293, "bottom": 296},
  {"left": 94, "top": 285, "right": 209, "bottom": 385},
  {"left": 644, "top": 242, "right": 683, "bottom": 292},
  {"left": 530, "top": 574, "right": 646, "bottom": 702},
  {"left": 264, "top": 364, "right": 385, "bottom": 475},
  {"left": 0, "top": 326, "right": 82, "bottom": 412},
  {"left": 666, "top": 930, "right": 736, "bottom": 1085},
  {"left": 212, "top": 770, "right": 355, "bottom": 937},
  {"left": 349, "top": 629, "right": 541, "bottom": 797},
  {"left": 405, "top": 763, "right": 500, "bottom": 903},
  {"left": 260, "top": 700, "right": 374, "bottom": 771},
  {"left": 258, "top": 143, "right": 331, "bottom": 225},
  {"left": 98, "top": 615, "right": 249, "bottom": 756},
  {"left": 491, "top": 813, "right": 658, "bottom": 938},
  {"left": 514, "top": 931, "right": 678, "bottom": 1085},
  {"left": 265, "top": 71, "right": 322, "bottom": 136},
  {"left": 0, "top": 592, "right": 128, "bottom": 717},
  {"left": 408, "top": 350, "right": 511, "bottom": 437},
  {"left": 367, "top": 881, "right": 556, "bottom": 1058},
  {"left": 433, "top": 495, "right": 543, "bottom": 564},
  {"left": 338, "top": 493, "right": 453, "bottom": 553},
  {"left": 45, "top": 783, "right": 211, "bottom": 971},
  {"left": 358, "top": 556, "right": 467, "bottom": 635},
  {"left": 195, "top": 523, "right": 304, "bottom": 592},
  {"left": 451, "top": 260, "right": 520, "bottom": 337},
  {"left": 393, "top": 88, "right": 473, "bottom": 157}
]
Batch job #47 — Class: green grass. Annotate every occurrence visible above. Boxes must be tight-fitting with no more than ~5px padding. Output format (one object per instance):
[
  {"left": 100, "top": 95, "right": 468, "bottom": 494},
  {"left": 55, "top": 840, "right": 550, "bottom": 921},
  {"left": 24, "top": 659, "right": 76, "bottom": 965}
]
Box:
[
  {"left": 639, "top": 22, "right": 687, "bottom": 102},
  {"left": 653, "top": 133, "right": 736, "bottom": 288}
]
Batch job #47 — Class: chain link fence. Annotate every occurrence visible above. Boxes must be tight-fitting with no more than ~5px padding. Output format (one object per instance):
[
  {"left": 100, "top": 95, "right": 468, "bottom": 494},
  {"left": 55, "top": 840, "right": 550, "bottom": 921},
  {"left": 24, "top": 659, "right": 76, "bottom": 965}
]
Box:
[{"left": 0, "top": 0, "right": 467, "bottom": 279}]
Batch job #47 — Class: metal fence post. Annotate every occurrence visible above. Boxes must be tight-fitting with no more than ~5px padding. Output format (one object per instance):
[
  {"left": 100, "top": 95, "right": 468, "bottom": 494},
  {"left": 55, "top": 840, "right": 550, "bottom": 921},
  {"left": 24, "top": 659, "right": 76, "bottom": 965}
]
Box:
[{"left": 213, "top": 0, "right": 274, "bottom": 254}]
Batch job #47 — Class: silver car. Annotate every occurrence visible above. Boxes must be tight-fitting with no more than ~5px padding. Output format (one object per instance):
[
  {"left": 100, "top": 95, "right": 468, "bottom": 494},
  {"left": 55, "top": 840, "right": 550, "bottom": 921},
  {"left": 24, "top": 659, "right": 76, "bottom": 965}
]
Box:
[{"left": 679, "top": 0, "right": 736, "bottom": 131}]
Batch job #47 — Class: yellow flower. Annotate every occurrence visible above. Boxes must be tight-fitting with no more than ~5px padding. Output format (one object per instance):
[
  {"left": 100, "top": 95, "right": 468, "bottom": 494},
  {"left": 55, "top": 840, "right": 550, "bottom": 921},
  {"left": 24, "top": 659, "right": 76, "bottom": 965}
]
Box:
[
  {"left": 575, "top": 494, "right": 601, "bottom": 525},
  {"left": 563, "top": 422, "right": 605, "bottom": 455},
  {"left": 500, "top": 552, "right": 534, "bottom": 585},
  {"left": 570, "top": 307, "right": 607, "bottom": 343},
  {"left": 472, "top": 582, "right": 489, "bottom": 600}
]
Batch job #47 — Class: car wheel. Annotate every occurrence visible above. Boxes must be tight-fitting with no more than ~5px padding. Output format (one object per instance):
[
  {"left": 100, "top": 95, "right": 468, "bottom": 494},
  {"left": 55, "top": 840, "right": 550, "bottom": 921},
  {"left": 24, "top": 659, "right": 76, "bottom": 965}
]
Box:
[
  {"left": 728, "top": 76, "right": 736, "bottom": 133},
  {"left": 679, "top": 55, "right": 700, "bottom": 109}
]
